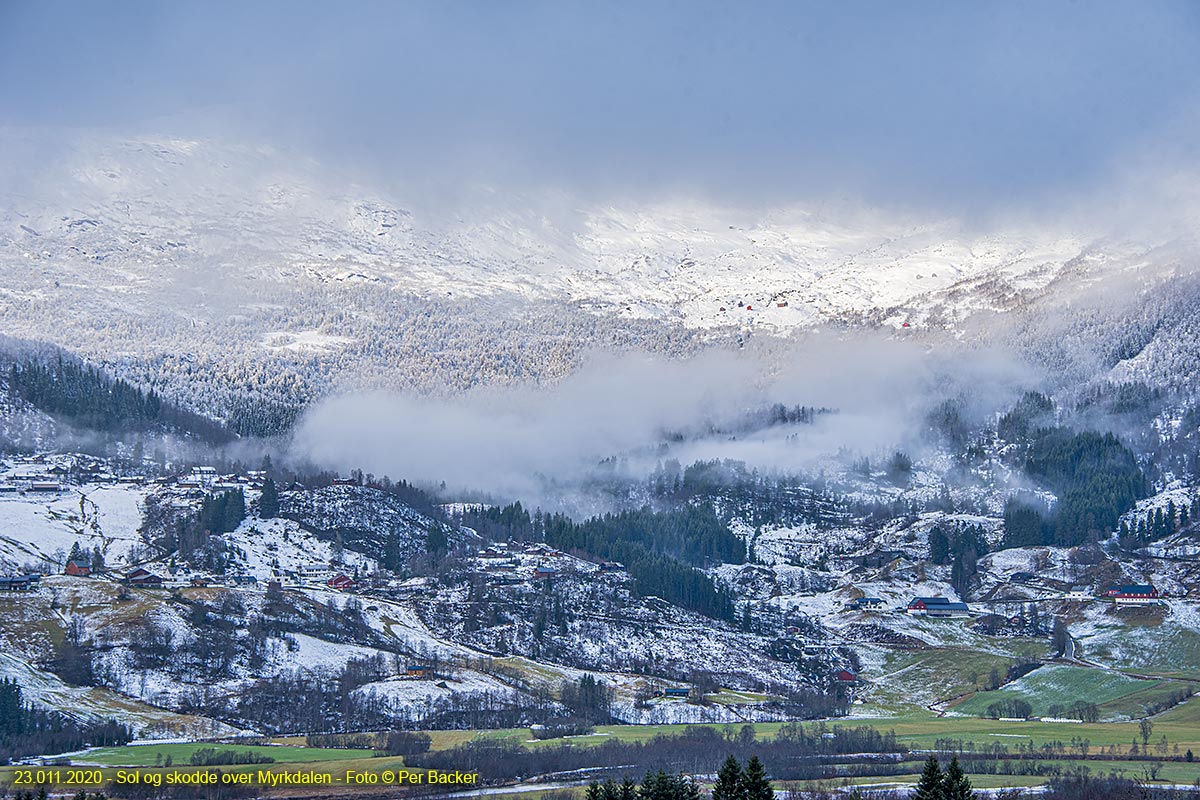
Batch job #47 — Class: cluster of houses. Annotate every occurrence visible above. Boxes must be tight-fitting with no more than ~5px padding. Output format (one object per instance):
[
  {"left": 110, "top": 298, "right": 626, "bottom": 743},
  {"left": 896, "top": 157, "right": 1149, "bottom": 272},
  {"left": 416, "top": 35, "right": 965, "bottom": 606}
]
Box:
[
  {"left": 841, "top": 593, "right": 972, "bottom": 618},
  {"left": 473, "top": 542, "right": 620, "bottom": 585},
  {"left": 0, "top": 463, "right": 71, "bottom": 494},
  {"left": 0, "top": 456, "right": 273, "bottom": 497},
  {"left": 1045, "top": 583, "right": 1162, "bottom": 606},
  {"left": 174, "top": 467, "right": 266, "bottom": 492}
]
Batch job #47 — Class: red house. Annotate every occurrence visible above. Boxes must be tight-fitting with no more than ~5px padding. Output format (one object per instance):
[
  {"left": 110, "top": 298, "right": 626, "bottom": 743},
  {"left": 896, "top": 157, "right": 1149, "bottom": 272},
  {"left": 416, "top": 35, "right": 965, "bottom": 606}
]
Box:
[
  {"left": 64, "top": 560, "right": 91, "bottom": 577},
  {"left": 327, "top": 574, "right": 356, "bottom": 591},
  {"left": 833, "top": 669, "right": 859, "bottom": 683}
]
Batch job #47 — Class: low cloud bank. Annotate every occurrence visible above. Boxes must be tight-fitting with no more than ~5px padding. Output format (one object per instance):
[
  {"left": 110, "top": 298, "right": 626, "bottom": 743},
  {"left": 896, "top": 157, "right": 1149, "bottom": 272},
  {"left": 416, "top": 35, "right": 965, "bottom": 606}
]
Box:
[{"left": 291, "top": 332, "right": 1041, "bottom": 505}]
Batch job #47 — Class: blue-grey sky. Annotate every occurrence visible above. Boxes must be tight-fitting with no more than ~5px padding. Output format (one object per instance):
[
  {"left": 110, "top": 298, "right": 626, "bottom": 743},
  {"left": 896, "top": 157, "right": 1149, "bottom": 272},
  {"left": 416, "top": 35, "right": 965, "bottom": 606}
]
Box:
[{"left": 2, "top": 1, "right": 1199, "bottom": 209}]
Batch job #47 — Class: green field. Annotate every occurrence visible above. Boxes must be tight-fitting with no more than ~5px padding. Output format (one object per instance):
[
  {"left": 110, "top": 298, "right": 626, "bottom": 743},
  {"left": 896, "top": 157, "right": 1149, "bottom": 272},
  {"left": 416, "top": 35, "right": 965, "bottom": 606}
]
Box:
[
  {"left": 949, "top": 665, "right": 1187, "bottom": 720},
  {"left": 3, "top": 709, "right": 1197, "bottom": 797},
  {"left": 83, "top": 742, "right": 376, "bottom": 766}
]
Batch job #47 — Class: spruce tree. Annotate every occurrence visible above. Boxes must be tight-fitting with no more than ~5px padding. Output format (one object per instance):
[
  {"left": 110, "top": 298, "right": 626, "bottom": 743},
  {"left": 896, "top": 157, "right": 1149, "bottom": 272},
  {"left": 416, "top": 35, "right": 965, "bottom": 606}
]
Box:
[
  {"left": 712, "top": 755, "right": 745, "bottom": 800},
  {"left": 740, "top": 756, "right": 772, "bottom": 800},
  {"left": 912, "top": 755, "right": 943, "bottom": 800},
  {"left": 942, "top": 756, "right": 975, "bottom": 800},
  {"left": 259, "top": 476, "right": 279, "bottom": 518}
]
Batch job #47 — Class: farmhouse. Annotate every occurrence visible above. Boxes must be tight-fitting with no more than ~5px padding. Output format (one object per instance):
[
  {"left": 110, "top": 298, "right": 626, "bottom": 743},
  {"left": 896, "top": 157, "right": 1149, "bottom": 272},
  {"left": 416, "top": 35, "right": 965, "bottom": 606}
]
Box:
[
  {"left": 907, "top": 596, "right": 971, "bottom": 617},
  {"left": 1110, "top": 584, "right": 1161, "bottom": 605},
  {"left": 123, "top": 568, "right": 163, "bottom": 588},
  {"left": 64, "top": 560, "right": 91, "bottom": 577},
  {"left": 1066, "top": 586, "right": 1092, "bottom": 601},
  {"left": 0, "top": 575, "right": 37, "bottom": 592},
  {"left": 477, "top": 548, "right": 508, "bottom": 559},
  {"left": 327, "top": 574, "right": 356, "bottom": 591},
  {"left": 845, "top": 596, "right": 885, "bottom": 611},
  {"left": 406, "top": 664, "right": 433, "bottom": 679},
  {"left": 298, "top": 564, "right": 333, "bottom": 582},
  {"left": 532, "top": 565, "right": 557, "bottom": 580}
]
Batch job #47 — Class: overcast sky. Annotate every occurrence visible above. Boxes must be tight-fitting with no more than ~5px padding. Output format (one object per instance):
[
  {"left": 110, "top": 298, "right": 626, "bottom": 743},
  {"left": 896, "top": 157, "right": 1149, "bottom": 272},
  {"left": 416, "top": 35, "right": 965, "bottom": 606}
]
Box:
[{"left": 2, "top": 1, "right": 1199, "bottom": 210}]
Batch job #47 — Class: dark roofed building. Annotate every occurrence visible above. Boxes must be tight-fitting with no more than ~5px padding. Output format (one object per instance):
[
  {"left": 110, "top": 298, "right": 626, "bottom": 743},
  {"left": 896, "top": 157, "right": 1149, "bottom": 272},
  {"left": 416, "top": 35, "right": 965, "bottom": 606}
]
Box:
[
  {"left": 907, "top": 596, "right": 971, "bottom": 617},
  {"left": 0, "top": 575, "right": 36, "bottom": 592}
]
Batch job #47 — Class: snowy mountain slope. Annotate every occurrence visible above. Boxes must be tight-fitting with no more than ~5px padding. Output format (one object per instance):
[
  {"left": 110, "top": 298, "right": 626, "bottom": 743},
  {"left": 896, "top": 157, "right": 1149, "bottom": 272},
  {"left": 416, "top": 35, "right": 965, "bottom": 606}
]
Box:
[
  {"left": 0, "top": 133, "right": 1141, "bottom": 333},
  {"left": 2, "top": 130, "right": 1190, "bottom": 410}
]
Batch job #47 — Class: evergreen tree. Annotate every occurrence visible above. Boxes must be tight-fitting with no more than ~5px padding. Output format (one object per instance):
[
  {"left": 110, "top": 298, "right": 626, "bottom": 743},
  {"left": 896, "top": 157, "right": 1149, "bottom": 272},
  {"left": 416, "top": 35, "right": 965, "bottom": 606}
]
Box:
[
  {"left": 912, "top": 755, "right": 943, "bottom": 800},
  {"left": 712, "top": 755, "right": 745, "bottom": 800},
  {"left": 259, "top": 477, "right": 279, "bottom": 518},
  {"left": 224, "top": 488, "right": 246, "bottom": 531},
  {"left": 942, "top": 755, "right": 975, "bottom": 800},
  {"left": 639, "top": 770, "right": 700, "bottom": 800},
  {"left": 740, "top": 756, "right": 772, "bottom": 800}
]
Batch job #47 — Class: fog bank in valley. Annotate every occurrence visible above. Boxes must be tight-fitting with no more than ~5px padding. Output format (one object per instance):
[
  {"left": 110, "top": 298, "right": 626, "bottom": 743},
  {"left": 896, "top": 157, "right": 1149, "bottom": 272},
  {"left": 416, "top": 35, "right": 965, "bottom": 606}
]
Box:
[{"left": 290, "top": 332, "right": 1041, "bottom": 505}]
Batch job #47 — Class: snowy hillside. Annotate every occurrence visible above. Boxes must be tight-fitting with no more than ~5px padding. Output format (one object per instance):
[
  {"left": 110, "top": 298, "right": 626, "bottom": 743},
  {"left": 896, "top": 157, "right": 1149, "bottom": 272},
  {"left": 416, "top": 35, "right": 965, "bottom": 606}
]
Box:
[
  {"left": 0, "top": 133, "right": 1162, "bottom": 336},
  {"left": 3, "top": 130, "right": 1193, "bottom": 413}
]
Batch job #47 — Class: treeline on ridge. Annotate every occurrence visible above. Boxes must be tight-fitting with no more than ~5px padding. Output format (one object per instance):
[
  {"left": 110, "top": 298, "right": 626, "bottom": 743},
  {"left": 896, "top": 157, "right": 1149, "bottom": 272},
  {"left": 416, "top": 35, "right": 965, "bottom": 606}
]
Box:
[{"left": 5, "top": 355, "right": 232, "bottom": 443}]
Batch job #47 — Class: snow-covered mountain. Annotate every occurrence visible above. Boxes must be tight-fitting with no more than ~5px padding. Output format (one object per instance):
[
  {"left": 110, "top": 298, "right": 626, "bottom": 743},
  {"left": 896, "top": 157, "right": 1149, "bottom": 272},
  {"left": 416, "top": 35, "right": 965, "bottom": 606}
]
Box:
[{"left": 2, "top": 132, "right": 1186, "bottom": 363}]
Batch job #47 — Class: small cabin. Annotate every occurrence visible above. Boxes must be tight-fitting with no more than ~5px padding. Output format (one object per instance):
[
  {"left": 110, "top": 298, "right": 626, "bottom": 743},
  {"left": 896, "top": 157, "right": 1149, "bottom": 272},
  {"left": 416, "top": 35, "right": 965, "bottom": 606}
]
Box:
[
  {"left": 663, "top": 687, "right": 690, "bottom": 699},
  {"left": 533, "top": 565, "right": 557, "bottom": 579},
  {"left": 833, "top": 669, "right": 859, "bottom": 683},
  {"left": 64, "top": 560, "right": 92, "bottom": 577},
  {"left": 776, "top": 301, "right": 788, "bottom": 308},
  {"left": 406, "top": 664, "right": 433, "bottom": 678}
]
